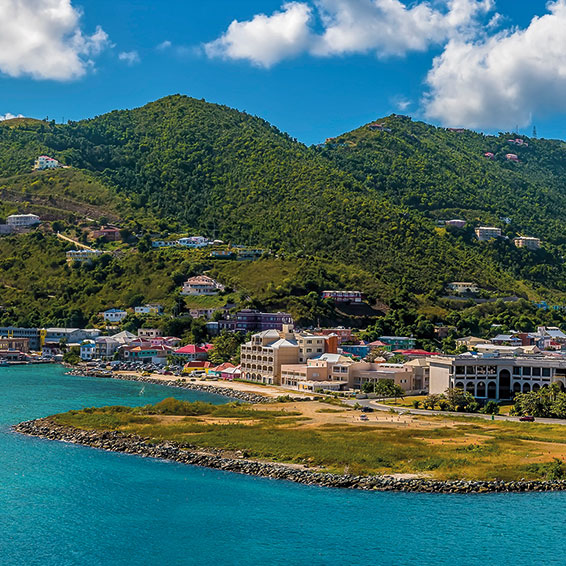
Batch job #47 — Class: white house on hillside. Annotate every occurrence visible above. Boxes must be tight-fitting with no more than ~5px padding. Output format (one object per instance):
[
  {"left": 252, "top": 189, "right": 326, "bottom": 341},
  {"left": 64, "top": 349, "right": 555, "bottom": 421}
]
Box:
[{"left": 34, "top": 156, "right": 61, "bottom": 170}]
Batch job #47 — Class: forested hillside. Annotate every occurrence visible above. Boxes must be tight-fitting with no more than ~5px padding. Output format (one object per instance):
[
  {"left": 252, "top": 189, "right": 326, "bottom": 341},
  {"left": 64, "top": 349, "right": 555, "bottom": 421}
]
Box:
[{"left": 0, "top": 96, "right": 522, "bottom": 304}]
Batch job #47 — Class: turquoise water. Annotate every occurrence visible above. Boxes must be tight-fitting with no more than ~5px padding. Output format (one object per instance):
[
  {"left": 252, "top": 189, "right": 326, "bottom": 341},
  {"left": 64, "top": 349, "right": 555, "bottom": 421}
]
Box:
[{"left": 1, "top": 365, "right": 566, "bottom": 565}]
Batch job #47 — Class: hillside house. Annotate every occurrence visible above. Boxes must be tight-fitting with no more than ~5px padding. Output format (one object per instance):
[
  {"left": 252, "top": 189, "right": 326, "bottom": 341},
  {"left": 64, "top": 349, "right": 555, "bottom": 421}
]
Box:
[
  {"left": 445, "top": 219, "right": 466, "bottom": 229},
  {"left": 506, "top": 153, "right": 519, "bottom": 162},
  {"left": 34, "top": 156, "right": 61, "bottom": 170},
  {"left": 66, "top": 249, "right": 103, "bottom": 263},
  {"left": 181, "top": 275, "right": 224, "bottom": 295},
  {"left": 7, "top": 214, "right": 40, "bottom": 228},
  {"left": 91, "top": 226, "right": 121, "bottom": 242},
  {"left": 514, "top": 236, "right": 541, "bottom": 250},
  {"left": 322, "top": 290, "right": 363, "bottom": 303},
  {"left": 447, "top": 282, "right": 479, "bottom": 295},
  {"left": 484, "top": 152, "right": 495, "bottom": 159},
  {"left": 475, "top": 226, "right": 502, "bottom": 241},
  {"left": 178, "top": 236, "right": 212, "bottom": 248},
  {"left": 134, "top": 304, "right": 164, "bottom": 316},
  {"left": 100, "top": 308, "right": 128, "bottom": 323}
]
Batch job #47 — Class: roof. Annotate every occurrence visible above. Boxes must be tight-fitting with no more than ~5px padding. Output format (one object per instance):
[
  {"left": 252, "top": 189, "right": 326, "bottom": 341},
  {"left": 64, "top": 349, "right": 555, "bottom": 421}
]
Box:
[
  {"left": 214, "top": 362, "right": 235, "bottom": 372},
  {"left": 184, "top": 361, "right": 212, "bottom": 368},
  {"left": 393, "top": 349, "right": 441, "bottom": 356},
  {"left": 255, "top": 329, "right": 282, "bottom": 339},
  {"left": 268, "top": 338, "right": 298, "bottom": 348},
  {"left": 175, "top": 344, "right": 209, "bottom": 354},
  {"left": 368, "top": 340, "right": 387, "bottom": 347}
]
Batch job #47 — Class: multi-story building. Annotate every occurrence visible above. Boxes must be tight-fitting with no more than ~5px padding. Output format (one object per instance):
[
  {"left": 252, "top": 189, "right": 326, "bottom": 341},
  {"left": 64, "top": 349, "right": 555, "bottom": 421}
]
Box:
[
  {"left": 0, "top": 337, "right": 29, "bottom": 353},
  {"left": 219, "top": 309, "right": 294, "bottom": 332},
  {"left": 80, "top": 340, "right": 96, "bottom": 361},
  {"left": 66, "top": 249, "right": 103, "bottom": 263},
  {"left": 428, "top": 354, "right": 566, "bottom": 400},
  {"left": 91, "top": 226, "right": 121, "bottom": 242},
  {"left": 138, "top": 328, "right": 163, "bottom": 339},
  {"left": 6, "top": 214, "right": 40, "bottom": 228},
  {"left": 0, "top": 328, "right": 41, "bottom": 350},
  {"left": 181, "top": 275, "right": 224, "bottom": 295},
  {"left": 178, "top": 236, "right": 212, "bottom": 248},
  {"left": 379, "top": 336, "right": 417, "bottom": 350},
  {"left": 317, "top": 327, "right": 353, "bottom": 343},
  {"left": 514, "top": 237, "right": 541, "bottom": 250},
  {"left": 34, "top": 156, "right": 61, "bottom": 170},
  {"left": 475, "top": 226, "right": 502, "bottom": 241},
  {"left": 322, "top": 290, "right": 363, "bottom": 303},
  {"left": 173, "top": 344, "right": 213, "bottom": 361},
  {"left": 44, "top": 328, "right": 100, "bottom": 345},
  {"left": 239, "top": 326, "right": 338, "bottom": 385}
]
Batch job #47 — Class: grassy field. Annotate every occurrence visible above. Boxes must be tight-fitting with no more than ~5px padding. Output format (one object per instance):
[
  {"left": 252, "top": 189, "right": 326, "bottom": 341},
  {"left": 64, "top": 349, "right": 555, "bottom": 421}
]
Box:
[{"left": 49, "top": 398, "right": 566, "bottom": 481}]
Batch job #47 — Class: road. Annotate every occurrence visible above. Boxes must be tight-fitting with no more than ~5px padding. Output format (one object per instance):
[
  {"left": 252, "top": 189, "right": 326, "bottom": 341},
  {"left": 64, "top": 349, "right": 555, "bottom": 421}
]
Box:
[
  {"left": 344, "top": 398, "right": 566, "bottom": 425},
  {"left": 56, "top": 232, "right": 95, "bottom": 250}
]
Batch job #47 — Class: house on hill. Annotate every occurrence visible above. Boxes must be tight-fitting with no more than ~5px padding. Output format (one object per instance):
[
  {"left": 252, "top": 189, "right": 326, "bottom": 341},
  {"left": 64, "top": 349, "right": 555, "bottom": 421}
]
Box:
[
  {"left": 34, "top": 156, "right": 61, "bottom": 170},
  {"left": 181, "top": 275, "right": 224, "bottom": 295}
]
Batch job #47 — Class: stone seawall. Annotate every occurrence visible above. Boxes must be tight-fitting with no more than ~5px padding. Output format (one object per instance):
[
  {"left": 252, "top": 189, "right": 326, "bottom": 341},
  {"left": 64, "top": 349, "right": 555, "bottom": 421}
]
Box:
[
  {"left": 14, "top": 419, "right": 566, "bottom": 494},
  {"left": 65, "top": 370, "right": 272, "bottom": 404}
]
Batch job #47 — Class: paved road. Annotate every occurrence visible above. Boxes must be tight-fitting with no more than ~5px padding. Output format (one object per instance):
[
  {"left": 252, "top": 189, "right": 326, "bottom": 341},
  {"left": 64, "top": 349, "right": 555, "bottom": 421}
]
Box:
[
  {"left": 343, "top": 398, "right": 566, "bottom": 425},
  {"left": 56, "top": 232, "right": 95, "bottom": 250}
]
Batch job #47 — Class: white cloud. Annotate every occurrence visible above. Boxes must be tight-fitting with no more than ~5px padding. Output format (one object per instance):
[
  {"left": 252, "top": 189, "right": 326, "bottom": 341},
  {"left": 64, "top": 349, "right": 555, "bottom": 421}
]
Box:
[
  {"left": 118, "top": 51, "right": 141, "bottom": 65},
  {"left": 204, "top": 2, "right": 314, "bottom": 67},
  {"left": 424, "top": 0, "right": 566, "bottom": 128},
  {"left": 205, "top": 0, "right": 493, "bottom": 66},
  {"left": 313, "top": 0, "right": 492, "bottom": 57},
  {"left": 0, "top": 113, "right": 24, "bottom": 121},
  {"left": 157, "top": 40, "right": 172, "bottom": 50},
  {"left": 0, "top": 0, "right": 109, "bottom": 81}
]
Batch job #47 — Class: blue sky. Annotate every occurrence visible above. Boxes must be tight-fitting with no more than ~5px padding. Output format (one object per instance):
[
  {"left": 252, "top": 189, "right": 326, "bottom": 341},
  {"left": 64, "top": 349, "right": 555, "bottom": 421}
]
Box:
[{"left": 0, "top": 0, "right": 563, "bottom": 144}]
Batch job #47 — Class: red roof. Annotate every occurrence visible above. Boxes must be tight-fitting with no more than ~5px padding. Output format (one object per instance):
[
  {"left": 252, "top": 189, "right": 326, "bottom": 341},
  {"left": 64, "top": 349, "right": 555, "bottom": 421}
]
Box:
[
  {"left": 368, "top": 340, "right": 387, "bottom": 347},
  {"left": 175, "top": 344, "right": 208, "bottom": 354},
  {"left": 184, "top": 361, "right": 212, "bottom": 369},
  {"left": 393, "top": 349, "right": 441, "bottom": 356},
  {"left": 214, "top": 362, "right": 235, "bottom": 372}
]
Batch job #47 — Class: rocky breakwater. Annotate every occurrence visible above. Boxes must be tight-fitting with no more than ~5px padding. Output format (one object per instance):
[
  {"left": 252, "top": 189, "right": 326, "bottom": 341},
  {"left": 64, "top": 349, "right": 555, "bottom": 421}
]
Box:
[
  {"left": 66, "top": 369, "right": 271, "bottom": 404},
  {"left": 14, "top": 419, "right": 566, "bottom": 494}
]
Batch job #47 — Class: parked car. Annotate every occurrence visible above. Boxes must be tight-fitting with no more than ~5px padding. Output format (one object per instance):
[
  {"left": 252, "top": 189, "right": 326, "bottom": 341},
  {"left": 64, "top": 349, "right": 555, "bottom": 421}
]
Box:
[
  {"left": 359, "top": 414, "right": 369, "bottom": 421},
  {"left": 519, "top": 415, "right": 535, "bottom": 422}
]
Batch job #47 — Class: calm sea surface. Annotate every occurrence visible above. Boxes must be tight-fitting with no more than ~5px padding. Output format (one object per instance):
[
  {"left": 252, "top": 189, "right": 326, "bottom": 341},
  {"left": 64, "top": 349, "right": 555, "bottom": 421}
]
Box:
[{"left": 1, "top": 364, "right": 566, "bottom": 565}]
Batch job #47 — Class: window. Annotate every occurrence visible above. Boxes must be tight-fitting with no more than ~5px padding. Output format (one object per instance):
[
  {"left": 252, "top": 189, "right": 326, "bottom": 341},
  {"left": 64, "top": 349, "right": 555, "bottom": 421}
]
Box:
[
  {"left": 532, "top": 367, "right": 541, "bottom": 376},
  {"left": 542, "top": 368, "right": 551, "bottom": 377},
  {"left": 317, "top": 348, "right": 322, "bottom": 353},
  {"left": 513, "top": 366, "right": 521, "bottom": 376},
  {"left": 306, "top": 348, "right": 312, "bottom": 353},
  {"left": 455, "top": 366, "right": 465, "bottom": 375},
  {"left": 523, "top": 367, "right": 531, "bottom": 376}
]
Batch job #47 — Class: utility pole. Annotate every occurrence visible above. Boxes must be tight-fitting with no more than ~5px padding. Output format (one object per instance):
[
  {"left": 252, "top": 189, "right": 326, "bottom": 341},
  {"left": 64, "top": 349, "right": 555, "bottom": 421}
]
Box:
[{"left": 532, "top": 125, "right": 537, "bottom": 139}]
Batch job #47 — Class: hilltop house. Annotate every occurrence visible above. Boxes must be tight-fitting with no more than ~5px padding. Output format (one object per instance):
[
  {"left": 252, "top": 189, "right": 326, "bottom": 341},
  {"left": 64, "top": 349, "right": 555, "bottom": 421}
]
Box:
[
  {"left": 7, "top": 214, "right": 40, "bottom": 228},
  {"left": 34, "top": 156, "right": 61, "bottom": 170},
  {"left": 181, "top": 275, "right": 224, "bottom": 295}
]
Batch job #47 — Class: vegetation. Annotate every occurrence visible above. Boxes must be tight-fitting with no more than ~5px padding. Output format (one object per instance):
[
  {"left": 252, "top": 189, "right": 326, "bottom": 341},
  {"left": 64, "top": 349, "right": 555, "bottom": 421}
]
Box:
[
  {"left": 51, "top": 399, "right": 566, "bottom": 480},
  {"left": 512, "top": 383, "right": 566, "bottom": 418}
]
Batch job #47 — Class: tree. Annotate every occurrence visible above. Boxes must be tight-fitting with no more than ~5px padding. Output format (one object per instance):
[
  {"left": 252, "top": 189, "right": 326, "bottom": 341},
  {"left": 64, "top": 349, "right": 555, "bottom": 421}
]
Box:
[
  {"left": 209, "top": 331, "right": 243, "bottom": 364},
  {"left": 445, "top": 387, "right": 475, "bottom": 412},
  {"left": 63, "top": 346, "right": 80, "bottom": 365}
]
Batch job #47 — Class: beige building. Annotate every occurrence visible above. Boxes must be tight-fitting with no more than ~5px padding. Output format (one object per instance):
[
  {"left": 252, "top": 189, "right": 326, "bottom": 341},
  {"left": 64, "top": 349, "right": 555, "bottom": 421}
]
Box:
[
  {"left": 239, "top": 326, "right": 338, "bottom": 385},
  {"left": 514, "top": 236, "right": 541, "bottom": 250},
  {"left": 181, "top": 275, "right": 224, "bottom": 295},
  {"left": 475, "top": 226, "right": 502, "bottom": 241}
]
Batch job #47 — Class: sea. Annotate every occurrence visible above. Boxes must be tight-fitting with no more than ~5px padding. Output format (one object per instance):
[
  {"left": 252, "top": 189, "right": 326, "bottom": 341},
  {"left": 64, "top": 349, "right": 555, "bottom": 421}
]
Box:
[{"left": 1, "top": 364, "right": 565, "bottom": 565}]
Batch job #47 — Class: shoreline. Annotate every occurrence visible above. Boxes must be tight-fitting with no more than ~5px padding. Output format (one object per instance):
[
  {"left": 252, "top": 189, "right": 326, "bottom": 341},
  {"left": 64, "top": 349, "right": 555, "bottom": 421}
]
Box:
[
  {"left": 65, "top": 368, "right": 277, "bottom": 404},
  {"left": 14, "top": 418, "right": 566, "bottom": 494}
]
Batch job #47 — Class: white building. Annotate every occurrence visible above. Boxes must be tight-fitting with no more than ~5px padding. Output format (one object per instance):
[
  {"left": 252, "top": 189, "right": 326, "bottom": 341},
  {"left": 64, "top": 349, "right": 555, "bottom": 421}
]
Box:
[
  {"left": 66, "top": 249, "right": 103, "bottom": 263},
  {"left": 80, "top": 340, "right": 96, "bottom": 361},
  {"left": 514, "top": 237, "right": 541, "bottom": 250},
  {"left": 447, "top": 282, "right": 480, "bottom": 295},
  {"left": 34, "top": 156, "right": 61, "bottom": 170},
  {"left": 6, "top": 214, "right": 40, "bottom": 228},
  {"left": 181, "top": 275, "right": 224, "bottom": 295},
  {"left": 475, "top": 226, "right": 502, "bottom": 241},
  {"left": 178, "top": 236, "right": 212, "bottom": 248},
  {"left": 428, "top": 354, "right": 566, "bottom": 401},
  {"left": 100, "top": 309, "right": 128, "bottom": 323},
  {"left": 134, "top": 304, "right": 164, "bottom": 315}
]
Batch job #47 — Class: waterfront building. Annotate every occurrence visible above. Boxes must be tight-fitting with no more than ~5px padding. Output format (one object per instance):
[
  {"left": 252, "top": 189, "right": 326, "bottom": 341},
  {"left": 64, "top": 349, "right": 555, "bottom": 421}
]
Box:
[
  {"left": 173, "top": 344, "right": 213, "bottom": 361},
  {"left": 428, "top": 354, "right": 566, "bottom": 400},
  {"left": 0, "top": 337, "right": 29, "bottom": 353},
  {"left": 239, "top": 326, "right": 338, "bottom": 385},
  {"left": 0, "top": 327, "right": 41, "bottom": 350},
  {"left": 80, "top": 340, "right": 96, "bottom": 361}
]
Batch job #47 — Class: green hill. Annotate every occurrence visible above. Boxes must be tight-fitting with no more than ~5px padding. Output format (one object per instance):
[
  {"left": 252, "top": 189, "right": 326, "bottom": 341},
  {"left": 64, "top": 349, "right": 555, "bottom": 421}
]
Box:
[{"left": 0, "top": 95, "right": 524, "bottom": 305}]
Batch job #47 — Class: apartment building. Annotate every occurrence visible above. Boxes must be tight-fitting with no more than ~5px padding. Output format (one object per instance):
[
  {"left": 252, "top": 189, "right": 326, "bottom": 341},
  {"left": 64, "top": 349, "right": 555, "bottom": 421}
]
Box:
[
  {"left": 322, "top": 290, "right": 363, "bottom": 303},
  {"left": 181, "top": 275, "right": 224, "bottom": 295},
  {"left": 218, "top": 309, "right": 294, "bottom": 332},
  {"left": 239, "top": 325, "right": 338, "bottom": 385},
  {"left": 514, "top": 236, "right": 541, "bottom": 250},
  {"left": 7, "top": 214, "right": 40, "bottom": 227},
  {"left": 475, "top": 226, "right": 502, "bottom": 241}
]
